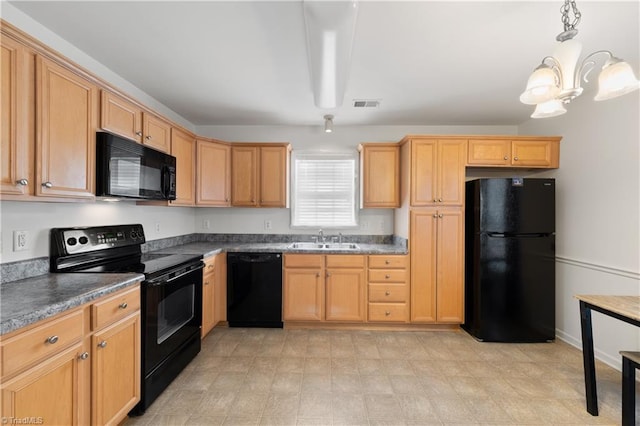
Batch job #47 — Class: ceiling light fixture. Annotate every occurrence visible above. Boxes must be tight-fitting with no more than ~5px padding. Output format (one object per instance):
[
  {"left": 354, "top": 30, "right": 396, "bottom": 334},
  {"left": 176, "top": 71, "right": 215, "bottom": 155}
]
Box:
[
  {"left": 520, "top": 0, "right": 640, "bottom": 118},
  {"left": 303, "top": 0, "right": 359, "bottom": 109},
  {"left": 324, "top": 114, "right": 334, "bottom": 133}
]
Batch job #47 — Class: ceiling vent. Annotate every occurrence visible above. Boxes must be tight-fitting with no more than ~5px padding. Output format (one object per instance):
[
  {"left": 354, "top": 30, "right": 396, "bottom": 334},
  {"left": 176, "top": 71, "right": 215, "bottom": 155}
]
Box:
[{"left": 353, "top": 99, "right": 380, "bottom": 108}]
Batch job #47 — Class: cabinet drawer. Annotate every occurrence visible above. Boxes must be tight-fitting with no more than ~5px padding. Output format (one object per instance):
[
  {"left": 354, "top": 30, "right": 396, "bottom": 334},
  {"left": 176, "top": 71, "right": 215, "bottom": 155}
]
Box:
[
  {"left": 284, "top": 254, "right": 323, "bottom": 269},
  {"left": 1, "top": 309, "right": 83, "bottom": 377},
  {"left": 368, "top": 303, "right": 409, "bottom": 322},
  {"left": 325, "top": 255, "right": 366, "bottom": 268},
  {"left": 368, "top": 284, "right": 407, "bottom": 302},
  {"left": 368, "top": 269, "right": 407, "bottom": 283},
  {"left": 92, "top": 286, "right": 141, "bottom": 331},
  {"left": 368, "top": 255, "right": 408, "bottom": 269}
]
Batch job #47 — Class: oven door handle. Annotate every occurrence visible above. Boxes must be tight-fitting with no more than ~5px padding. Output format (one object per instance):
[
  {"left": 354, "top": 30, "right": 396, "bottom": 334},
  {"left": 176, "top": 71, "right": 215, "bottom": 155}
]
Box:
[{"left": 146, "top": 262, "right": 204, "bottom": 287}]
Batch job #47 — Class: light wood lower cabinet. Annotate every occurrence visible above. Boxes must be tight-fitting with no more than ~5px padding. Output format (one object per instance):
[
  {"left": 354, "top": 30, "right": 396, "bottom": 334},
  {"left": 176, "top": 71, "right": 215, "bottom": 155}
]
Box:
[
  {"left": 283, "top": 254, "right": 366, "bottom": 323},
  {"left": 0, "top": 284, "right": 141, "bottom": 426},
  {"left": 367, "top": 255, "right": 410, "bottom": 323},
  {"left": 410, "top": 209, "right": 464, "bottom": 324},
  {"left": 202, "top": 252, "right": 227, "bottom": 337}
]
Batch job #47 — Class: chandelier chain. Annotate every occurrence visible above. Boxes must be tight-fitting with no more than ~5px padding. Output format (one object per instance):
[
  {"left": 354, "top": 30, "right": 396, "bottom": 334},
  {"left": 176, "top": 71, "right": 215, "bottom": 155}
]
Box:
[{"left": 560, "top": 0, "right": 581, "bottom": 32}]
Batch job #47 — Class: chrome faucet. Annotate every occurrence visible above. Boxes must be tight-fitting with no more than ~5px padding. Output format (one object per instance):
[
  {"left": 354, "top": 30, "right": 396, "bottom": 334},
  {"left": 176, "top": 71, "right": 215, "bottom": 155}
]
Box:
[
  {"left": 318, "top": 229, "right": 325, "bottom": 243},
  {"left": 338, "top": 232, "right": 343, "bottom": 245}
]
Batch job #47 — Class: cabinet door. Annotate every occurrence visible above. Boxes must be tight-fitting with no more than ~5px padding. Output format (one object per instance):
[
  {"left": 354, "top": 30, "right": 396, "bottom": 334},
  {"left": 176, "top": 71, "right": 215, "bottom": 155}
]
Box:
[
  {"left": 437, "top": 139, "right": 466, "bottom": 206},
  {"left": 467, "top": 139, "right": 511, "bottom": 166},
  {"left": 170, "top": 128, "right": 196, "bottom": 206},
  {"left": 1, "top": 342, "right": 83, "bottom": 426},
  {"left": 511, "top": 140, "right": 554, "bottom": 167},
  {"left": 197, "top": 140, "right": 230, "bottom": 206},
  {"left": 283, "top": 268, "right": 323, "bottom": 321},
  {"left": 100, "top": 90, "right": 142, "bottom": 143},
  {"left": 142, "top": 113, "right": 171, "bottom": 153},
  {"left": 410, "top": 139, "right": 436, "bottom": 206},
  {"left": 436, "top": 209, "right": 464, "bottom": 323},
  {"left": 231, "top": 146, "right": 258, "bottom": 206},
  {"left": 361, "top": 144, "right": 400, "bottom": 208},
  {"left": 213, "top": 253, "right": 227, "bottom": 325},
  {"left": 92, "top": 314, "right": 140, "bottom": 426},
  {"left": 202, "top": 256, "right": 216, "bottom": 338},
  {"left": 36, "top": 57, "right": 97, "bottom": 199},
  {"left": 410, "top": 210, "right": 437, "bottom": 323},
  {"left": 325, "top": 267, "right": 366, "bottom": 322},
  {"left": 260, "top": 146, "right": 287, "bottom": 207},
  {"left": 1, "top": 37, "right": 33, "bottom": 196}
]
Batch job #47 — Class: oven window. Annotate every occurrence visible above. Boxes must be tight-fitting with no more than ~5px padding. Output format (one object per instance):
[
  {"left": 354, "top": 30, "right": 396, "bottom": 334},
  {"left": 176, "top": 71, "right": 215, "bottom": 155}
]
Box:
[{"left": 157, "top": 284, "right": 195, "bottom": 344}]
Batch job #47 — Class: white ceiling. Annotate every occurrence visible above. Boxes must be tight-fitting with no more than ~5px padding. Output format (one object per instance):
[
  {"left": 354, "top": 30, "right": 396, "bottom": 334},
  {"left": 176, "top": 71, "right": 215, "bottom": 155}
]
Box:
[{"left": 8, "top": 1, "right": 640, "bottom": 127}]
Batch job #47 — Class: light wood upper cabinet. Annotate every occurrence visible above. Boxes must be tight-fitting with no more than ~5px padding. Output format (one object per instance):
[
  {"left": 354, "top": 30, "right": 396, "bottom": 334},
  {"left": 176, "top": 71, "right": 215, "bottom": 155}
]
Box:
[
  {"left": 260, "top": 145, "right": 288, "bottom": 207},
  {"left": 1, "top": 36, "right": 34, "bottom": 197},
  {"left": 36, "top": 56, "right": 97, "bottom": 199},
  {"left": 467, "top": 137, "right": 560, "bottom": 168},
  {"left": 360, "top": 143, "right": 400, "bottom": 208},
  {"left": 197, "top": 139, "right": 231, "bottom": 206},
  {"left": 101, "top": 90, "right": 171, "bottom": 153},
  {"left": 410, "top": 138, "right": 466, "bottom": 207},
  {"left": 231, "top": 144, "right": 289, "bottom": 208},
  {"left": 410, "top": 208, "right": 464, "bottom": 324},
  {"left": 171, "top": 127, "right": 196, "bottom": 206}
]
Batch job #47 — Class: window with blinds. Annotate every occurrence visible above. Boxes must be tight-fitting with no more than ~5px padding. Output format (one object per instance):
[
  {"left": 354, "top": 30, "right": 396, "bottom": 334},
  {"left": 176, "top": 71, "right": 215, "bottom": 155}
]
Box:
[{"left": 291, "top": 152, "right": 358, "bottom": 228}]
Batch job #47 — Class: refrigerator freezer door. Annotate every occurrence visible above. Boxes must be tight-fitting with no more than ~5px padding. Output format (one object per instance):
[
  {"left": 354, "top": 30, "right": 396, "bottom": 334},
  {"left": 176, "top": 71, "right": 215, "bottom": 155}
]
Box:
[
  {"left": 478, "top": 178, "right": 555, "bottom": 234},
  {"left": 465, "top": 233, "right": 555, "bottom": 342}
]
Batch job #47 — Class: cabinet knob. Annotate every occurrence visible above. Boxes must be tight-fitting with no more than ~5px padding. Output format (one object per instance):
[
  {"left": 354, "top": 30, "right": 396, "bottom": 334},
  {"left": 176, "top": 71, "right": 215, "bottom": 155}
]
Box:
[
  {"left": 78, "top": 352, "right": 89, "bottom": 360},
  {"left": 316, "top": 273, "right": 320, "bottom": 278},
  {"left": 98, "top": 341, "right": 107, "bottom": 348},
  {"left": 385, "top": 291, "right": 391, "bottom": 296},
  {"left": 433, "top": 214, "right": 438, "bottom": 218},
  {"left": 503, "top": 156, "right": 509, "bottom": 160},
  {"left": 514, "top": 157, "right": 519, "bottom": 161},
  {"left": 385, "top": 274, "right": 390, "bottom": 279},
  {"left": 145, "top": 135, "right": 152, "bottom": 140},
  {"left": 385, "top": 311, "right": 391, "bottom": 316},
  {"left": 118, "top": 302, "right": 128, "bottom": 309},
  {"left": 204, "top": 281, "right": 210, "bottom": 286},
  {"left": 438, "top": 198, "right": 442, "bottom": 202},
  {"left": 45, "top": 335, "right": 59, "bottom": 344},
  {"left": 384, "top": 260, "right": 390, "bottom": 265},
  {"left": 326, "top": 272, "right": 331, "bottom": 278},
  {"left": 42, "top": 182, "right": 53, "bottom": 188},
  {"left": 208, "top": 264, "right": 215, "bottom": 270},
  {"left": 16, "top": 179, "right": 28, "bottom": 186},
  {"left": 433, "top": 199, "right": 437, "bottom": 202},
  {"left": 136, "top": 131, "right": 143, "bottom": 136},
  {"left": 438, "top": 214, "right": 443, "bottom": 218}
]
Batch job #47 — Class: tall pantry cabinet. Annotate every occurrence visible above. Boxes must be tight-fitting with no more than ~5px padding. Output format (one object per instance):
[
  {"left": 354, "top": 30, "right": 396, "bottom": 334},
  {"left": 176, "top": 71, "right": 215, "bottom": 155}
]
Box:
[{"left": 399, "top": 137, "right": 466, "bottom": 324}]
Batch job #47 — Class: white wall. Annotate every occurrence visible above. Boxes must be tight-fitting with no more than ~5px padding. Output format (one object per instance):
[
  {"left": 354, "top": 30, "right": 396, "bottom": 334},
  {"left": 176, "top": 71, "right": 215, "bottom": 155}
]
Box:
[
  {"left": 519, "top": 92, "right": 640, "bottom": 369},
  {"left": 0, "top": 201, "right": 195, "bottom": 263}
]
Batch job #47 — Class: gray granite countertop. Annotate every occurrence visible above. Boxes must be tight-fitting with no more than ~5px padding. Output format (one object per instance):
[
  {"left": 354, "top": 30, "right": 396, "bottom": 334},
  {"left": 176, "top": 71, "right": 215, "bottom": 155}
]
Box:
[
  {"left": 150, "top": 242, "right": 408, "bottom": 258},
  {"left": 0, "top": 273, "right": 144, "bottom": 336}
]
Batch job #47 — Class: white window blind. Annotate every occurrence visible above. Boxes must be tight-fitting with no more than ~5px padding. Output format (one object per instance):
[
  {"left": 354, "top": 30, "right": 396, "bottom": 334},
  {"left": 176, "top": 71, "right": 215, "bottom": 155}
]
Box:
[{"left": 291, "top": 152, "right": 358, "bottom": 228}]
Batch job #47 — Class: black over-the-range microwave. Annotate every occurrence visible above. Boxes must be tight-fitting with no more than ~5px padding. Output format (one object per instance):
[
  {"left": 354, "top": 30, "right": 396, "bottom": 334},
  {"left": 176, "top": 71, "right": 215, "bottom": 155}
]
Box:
[{"left": 95, "top": 132, "right": 177, "bottom": 200}]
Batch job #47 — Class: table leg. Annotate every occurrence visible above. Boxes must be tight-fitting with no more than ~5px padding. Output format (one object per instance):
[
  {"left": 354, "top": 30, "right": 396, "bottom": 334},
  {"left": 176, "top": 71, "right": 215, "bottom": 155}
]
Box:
[{"left": 579, "top": 300, "right": 598, "bottom": 416}]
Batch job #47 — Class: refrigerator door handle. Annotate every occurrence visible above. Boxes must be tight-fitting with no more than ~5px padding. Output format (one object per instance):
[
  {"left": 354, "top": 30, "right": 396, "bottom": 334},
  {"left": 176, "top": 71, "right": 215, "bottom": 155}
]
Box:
[{"left": 487, "top": 232, "right": 552, "bottom": 238}]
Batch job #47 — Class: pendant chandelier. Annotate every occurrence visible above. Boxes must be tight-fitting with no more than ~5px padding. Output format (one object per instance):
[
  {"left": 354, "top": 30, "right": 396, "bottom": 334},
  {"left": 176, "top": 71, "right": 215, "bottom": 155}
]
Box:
[{"left": 520, "top": 0, "right": 640, "bottom": 118}]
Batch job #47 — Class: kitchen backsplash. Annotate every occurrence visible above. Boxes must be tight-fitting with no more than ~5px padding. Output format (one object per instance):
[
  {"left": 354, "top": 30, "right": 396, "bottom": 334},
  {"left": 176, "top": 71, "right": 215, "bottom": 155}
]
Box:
[{"left": 1, "top": 233, "right": 406, "bottom": 284}]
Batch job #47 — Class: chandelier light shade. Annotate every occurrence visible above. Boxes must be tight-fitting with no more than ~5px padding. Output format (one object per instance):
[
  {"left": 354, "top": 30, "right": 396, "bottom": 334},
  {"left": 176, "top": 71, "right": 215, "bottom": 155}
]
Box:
[
  {"left": 520, "top": 0, "right": 640, "bottom": 118},
  {"left": 324, "top": 114, "right": 334, "bottom": 133}
]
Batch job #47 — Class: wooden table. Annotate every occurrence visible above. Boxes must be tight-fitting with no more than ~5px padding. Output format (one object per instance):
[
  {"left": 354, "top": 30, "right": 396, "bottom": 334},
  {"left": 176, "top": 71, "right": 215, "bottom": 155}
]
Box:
[{"left": 575, "top": 295, "right": 640, "bottom": 416}]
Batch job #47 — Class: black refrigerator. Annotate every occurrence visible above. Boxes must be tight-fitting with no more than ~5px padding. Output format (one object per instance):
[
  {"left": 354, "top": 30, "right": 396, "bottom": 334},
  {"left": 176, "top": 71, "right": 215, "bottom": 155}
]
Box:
[{"left": 463, "top": 178, "right": 556, "bottom": 342}]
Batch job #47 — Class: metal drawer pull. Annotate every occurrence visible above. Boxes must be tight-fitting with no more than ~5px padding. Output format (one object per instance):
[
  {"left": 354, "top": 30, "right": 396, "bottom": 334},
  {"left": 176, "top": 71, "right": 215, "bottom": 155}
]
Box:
[
  {"left": 119, "top": 302, "right": 128, "bottom": 309},
  {"left": 98, "top": 341, "right": 107, "bottom": 348},
  {"left": 45, "top": 335, "right": 59, "bottom": 344},
  {"left": 385, "top": 311, "right": 391, "bottom": 316},
  {"left": 16, "top": 179, "right": 28, "bottom": 186},
  {"left": 136, "top": 131, "right": 143, "bottom": 136},
  {"left": 385, "top": 274, "right": 390, "bottom": 279},
  {"left": 385, "top": 291, "right": 391, "bottom": 296},
  {"left": 78, "top": 352, "right": 89, "bottom": 360},
  {"left": 514, "top": 157, "right": 519, "bottom": 161},
  {"left": 145, "top": 135, "right": 152, "bottom": 140},
  {"left": 503, "top": 156, "right": 509, "bottom": 160},
  {"left": 42, "top": 182, "right": 53, "bottom": 188},
  {"left": 385, "top": 260, "right": 390, "bottom": 265}
]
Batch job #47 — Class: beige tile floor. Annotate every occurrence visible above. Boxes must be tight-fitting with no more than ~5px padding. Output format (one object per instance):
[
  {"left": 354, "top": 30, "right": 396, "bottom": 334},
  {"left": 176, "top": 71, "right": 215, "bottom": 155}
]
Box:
[{"left": 124, "top": 327, "right": 638, "bottom": 425}]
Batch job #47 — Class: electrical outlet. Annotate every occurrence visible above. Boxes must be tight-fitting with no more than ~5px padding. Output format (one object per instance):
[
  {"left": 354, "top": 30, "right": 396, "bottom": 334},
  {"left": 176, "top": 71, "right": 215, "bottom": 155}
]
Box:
[
  {"left": 203, "top": 219, "right": 210, "bottom": 229},
  {"left": 13, "top": 230, "right": 28, "bottom": 251},
  {"left": 155, "top": 223, "right": 161, "bottom": 233},
  {"left": 264, "top": 220, "right": 272, "bottom": 230}
]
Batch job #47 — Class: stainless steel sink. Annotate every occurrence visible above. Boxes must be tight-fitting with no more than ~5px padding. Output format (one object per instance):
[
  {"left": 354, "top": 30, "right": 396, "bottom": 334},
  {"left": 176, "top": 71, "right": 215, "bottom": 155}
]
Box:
[{"left": 287, "top": 242, "right": 360, "bottom": 251}]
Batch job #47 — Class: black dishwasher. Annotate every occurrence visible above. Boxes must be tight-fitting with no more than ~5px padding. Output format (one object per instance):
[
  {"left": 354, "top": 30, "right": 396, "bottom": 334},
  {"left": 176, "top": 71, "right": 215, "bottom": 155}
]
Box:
[{"left": 227, "top": 252, "right": 283, "bottom": 328}]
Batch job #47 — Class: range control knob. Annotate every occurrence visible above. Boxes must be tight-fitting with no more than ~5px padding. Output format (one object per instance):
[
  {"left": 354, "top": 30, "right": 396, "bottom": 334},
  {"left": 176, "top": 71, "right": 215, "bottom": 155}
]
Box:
[
  {"left": 78, "top": 236, "right": 89, "bottom": 245},
  {"left": 67, "top": 237, "right": 77, "bottom": 246},
  {"left": 130, "top": 231, "right": 137, "bottom": 239}
]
